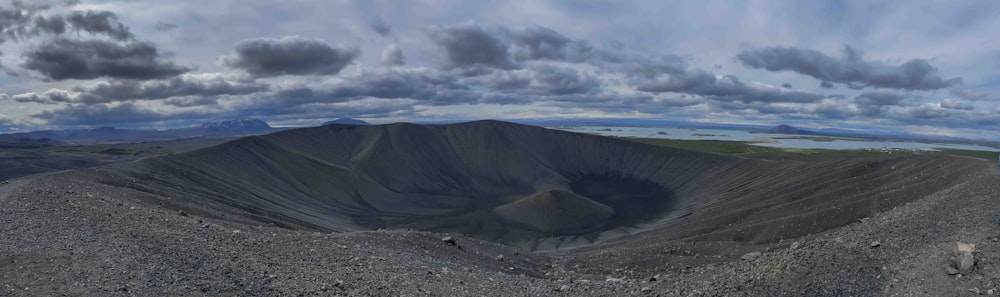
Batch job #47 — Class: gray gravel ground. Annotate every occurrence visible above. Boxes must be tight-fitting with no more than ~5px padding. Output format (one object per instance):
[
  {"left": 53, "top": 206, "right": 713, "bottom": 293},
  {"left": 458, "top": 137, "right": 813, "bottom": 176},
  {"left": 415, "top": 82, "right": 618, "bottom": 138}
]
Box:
[{"left": 2, "top": 157, "right": 999, "bottom": 296}]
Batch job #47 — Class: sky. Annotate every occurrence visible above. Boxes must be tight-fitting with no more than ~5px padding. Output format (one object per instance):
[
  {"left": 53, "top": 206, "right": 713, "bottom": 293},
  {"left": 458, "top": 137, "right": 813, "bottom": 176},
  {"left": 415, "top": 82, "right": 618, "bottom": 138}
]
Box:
[{"left": 0, "top": 0, "right": 999, "bottom": 140}]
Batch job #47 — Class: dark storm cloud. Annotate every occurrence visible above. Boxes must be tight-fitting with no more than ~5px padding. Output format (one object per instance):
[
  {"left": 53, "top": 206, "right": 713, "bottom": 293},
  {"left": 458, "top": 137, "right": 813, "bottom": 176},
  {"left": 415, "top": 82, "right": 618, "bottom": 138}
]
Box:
[
  {"left": 737, "top": 45, "right": 962, "bottom": 90},
  {"left": 781, "top": 83, "right": 792, "bottom": 88},
  {"left": 65, "top": 10, "right": 133, "bottom": 41},
  {"left": 21, "top": 38, "right": 190, "bottom": 80},
  {"left": 0, "top": 3, "right": 179, "bottom": 81},
  {"left": 424, "top": 22, "right": 691, "bottom": 83},
  {"left": 506, "top": 25, "right": 593, "bottom": 63},
  {"left": 820, "top": 81, "right": 834, "bottom": 88},
  {"left": 32, "top": 15, "right": 66, "bottom": 35},
  {"left": 0, "top": 5, "right": 34, "bottom": 42},
  {"left": 222, "top": 36, "right": 360, "bottom": 77},
  {"left": 4, "top": 8, "right": 135, "bottom": 40},
  {"left": 424, "top": 22, "right": 679, "bottom": 75},
  {"left": 370, "top": 17, "right": 391, "bottom": 37},
  {"left": 380, "top": 43, "right": 405, "bottom": 66},
  {"left": 427, "top": 23, "right": 515, "bottom": 70}
]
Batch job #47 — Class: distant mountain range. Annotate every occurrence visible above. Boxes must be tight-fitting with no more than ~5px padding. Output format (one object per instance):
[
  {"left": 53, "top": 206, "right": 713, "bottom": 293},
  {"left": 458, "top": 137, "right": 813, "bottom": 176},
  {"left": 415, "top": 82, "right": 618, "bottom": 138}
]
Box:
[
  {"left": 322, "top": 118, "right": 371, "bottom": 126},
  {"left": 2, "top": 117, "right": 998, "bottom": 148},
  {"left": 201, "top": 119, "right": 273, "bottom": 131},
  {"left": 767, "top": 124, "right": 818, "bottom": 135},
  {"left": 0, "top": 119, "right": 276, "bottom": 145},
  {"left": 501, "top": 118, "right": 998, "bottom": 147}
]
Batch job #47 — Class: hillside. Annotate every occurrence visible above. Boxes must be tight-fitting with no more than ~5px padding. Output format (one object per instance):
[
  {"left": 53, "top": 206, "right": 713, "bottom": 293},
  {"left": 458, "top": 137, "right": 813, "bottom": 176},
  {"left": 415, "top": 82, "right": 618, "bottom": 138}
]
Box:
[
  {"left": 95, "top": 121, "right": 983, "bottom": 251},
  {"left": 2, "top": 121, "right": 997, "bottom": 296},
  {"left": 322, "top": 118, "right": 371, "bottom": 126}
]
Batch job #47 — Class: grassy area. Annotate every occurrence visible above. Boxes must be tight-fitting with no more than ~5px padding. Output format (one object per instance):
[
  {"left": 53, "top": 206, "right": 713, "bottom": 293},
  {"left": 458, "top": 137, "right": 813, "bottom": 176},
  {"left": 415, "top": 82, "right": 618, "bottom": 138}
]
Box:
[{"left": 626, "top": 137, "right": 1000, "bottom": 161}]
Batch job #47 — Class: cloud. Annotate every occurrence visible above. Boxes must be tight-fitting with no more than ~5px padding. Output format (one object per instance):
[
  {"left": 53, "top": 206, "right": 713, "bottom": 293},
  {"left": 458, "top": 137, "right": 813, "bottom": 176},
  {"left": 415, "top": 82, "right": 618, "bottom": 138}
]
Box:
[
  {"left": 940, "top": 99, "right": 974, "bottom": 110},
  {"left": 320, "top": 69, "right": 474, "bottom": 105},
  {"left": 11, "top": 74, "right": 267, "bottom": 104},
  {"left": 11, "top": 88, "right": 99, "bottom": 105},
  {"left": 81, "top": 74, "right": 266, "bottom": 102},
  {"left": 596, "top": 51, "right": 688, "bottom": 79},
  {"left": 904, "top": 103, "right": 951, "bottom": 119},
  {"left": 0, "top": 112, "right": 27, "bottom": 132},
  {"left": 820, "top": 81, "right": 834, "bottom": 89},
  {"left": 506, "top": 25, "right": 593, "bottom": 63},
  {"left": 542, "top": 93, "right": 699, "bottom": 114},
  {"left": 516, "top": 65, "right": 600, "bottom": 95},
  {"left": 853, "top": 91, "right": 910, "bottom": 107},
  {"left": 0, "top": 5, "right": 38, "bottom": 43},
  {"left": 30, "top": 102, "right": 203, "bottom": 126},
  {"left": 636, "top": 71, "right": 826, "bottom": 103},
  {"left": 737, "top": 45, "right": 962, "bottom": 90},
  {"left": 16, "top": 9, "right": 136, "bottom": 40},
  {"left": 222, "top": 36, "right": 360, "bottom": 77},
  {"left": 370, "top": 17, "right": 391, "bottom": 36},
  {"left": 950, "top": 89, "right": 998, "bottom": 101},
  {"left": 155, "top": 22, "right": 177, "bottom": 32},
  {"left": 21, "top": 38, "right": 190, "bottom": 80},
  {"left": 852, "top": 91, "right": 915, "bottom": 115},
  {"left": 163, "top": 96, "right": 218, "bottom": 107},
  {"left": 32, "top": 15, "right": 66, "bottom": 35},
  {"left": 427, "top": 23, "right": 515, "bottom": 70},
  {"left": 781, "top": 83, "right": 792, "bottom": 88},
  {"left": 0, "top": 4, "right": 185, "bottom": 82},
  {"left": 64, "top": 10, "right": 133, "bottom": 41},
  {"left": 380, "top": 43, "right": 405, "bottom": 66}
]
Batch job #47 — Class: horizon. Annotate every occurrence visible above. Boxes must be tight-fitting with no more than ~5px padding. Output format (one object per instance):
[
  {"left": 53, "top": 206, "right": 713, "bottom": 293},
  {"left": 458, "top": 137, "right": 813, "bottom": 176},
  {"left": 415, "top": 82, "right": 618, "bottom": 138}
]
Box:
[
  {"left": 1, "top": 1, "right": 999, "bottom": 140},
  {"left": 6, "top": 117, "right": 993, "bottom": 144}
]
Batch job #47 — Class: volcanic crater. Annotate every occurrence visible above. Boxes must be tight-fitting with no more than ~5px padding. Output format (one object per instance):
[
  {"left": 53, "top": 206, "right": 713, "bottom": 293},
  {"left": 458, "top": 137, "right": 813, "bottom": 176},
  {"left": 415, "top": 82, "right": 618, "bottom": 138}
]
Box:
[{"left": 94, "top": 121, "right": 983, "bottom": 251}]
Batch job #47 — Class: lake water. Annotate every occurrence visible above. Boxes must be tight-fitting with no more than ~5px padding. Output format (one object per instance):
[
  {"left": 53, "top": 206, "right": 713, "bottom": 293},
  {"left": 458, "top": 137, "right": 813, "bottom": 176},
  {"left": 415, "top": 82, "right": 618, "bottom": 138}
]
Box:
[{"left": 556, "top": 126, "right": 1000, "bottom": 152}]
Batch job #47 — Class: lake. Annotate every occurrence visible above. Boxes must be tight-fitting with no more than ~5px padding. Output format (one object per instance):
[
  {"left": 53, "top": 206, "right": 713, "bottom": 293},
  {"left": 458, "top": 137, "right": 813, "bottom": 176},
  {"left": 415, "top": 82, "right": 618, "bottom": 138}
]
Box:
[{"left": 556, "top": 126, "right": 1000, "bottom": 152}]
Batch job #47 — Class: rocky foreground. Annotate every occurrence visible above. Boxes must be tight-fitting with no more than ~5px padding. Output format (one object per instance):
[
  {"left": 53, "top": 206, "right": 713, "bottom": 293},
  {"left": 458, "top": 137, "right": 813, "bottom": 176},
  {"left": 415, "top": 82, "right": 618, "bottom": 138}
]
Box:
[{"left": 1, "top": 156, "right": 999, "bottom": 296}]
